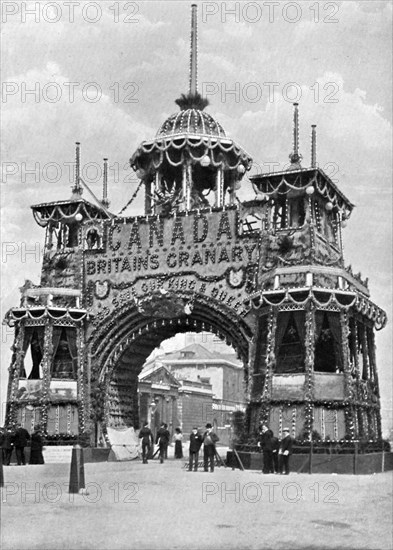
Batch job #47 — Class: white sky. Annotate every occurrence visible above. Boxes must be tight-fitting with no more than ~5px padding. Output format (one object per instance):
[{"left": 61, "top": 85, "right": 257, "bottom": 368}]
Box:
[{"left": 1, "top": 0, "right": 392, "bottom": 434}]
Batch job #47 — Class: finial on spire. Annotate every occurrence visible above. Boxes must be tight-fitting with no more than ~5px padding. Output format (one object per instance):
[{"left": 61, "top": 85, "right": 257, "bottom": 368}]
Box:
[
  {"left": 288, "top": 103, "right": 302, "bottom": 168},
  {"left": 71, "top": 142, "right": 83, "bottom": 197},
  {"left": 311, "top": 125, "right": 317, "bottom": 168},
  {"left": 189, "top": 4, "right": 198, "bottom": 96},
  {"left": 102, "top": 158, "right": 110, "bottom": 208}
]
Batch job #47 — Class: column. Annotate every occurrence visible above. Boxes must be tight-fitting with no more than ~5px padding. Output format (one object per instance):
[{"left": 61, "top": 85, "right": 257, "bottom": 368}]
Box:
[
  {"left": 304, "top": 303, "right": 316, "bottom": 439},
  {"left": 182, "top": 164, "right": 189, "bottom": 211},
  {"left": 5, "top": 323, "right": 25, "bottom": 426},
  {"left": 340, "top": 311, "right": 355, "bottom": 440},
  {"left": 215, "top": 168, "right": 223, "bottom": 207},
  {"left": 153, "top": 171, "right": 161, "bottom": 215},
  {"left": 40, "top": 321, "right": 54, "bottom": 432},
  {"left": 145, "top": 178, "right": 152, "bottom": 215},
  {"left": 76, "top": 325, "right": 86, "bottom": 435}
]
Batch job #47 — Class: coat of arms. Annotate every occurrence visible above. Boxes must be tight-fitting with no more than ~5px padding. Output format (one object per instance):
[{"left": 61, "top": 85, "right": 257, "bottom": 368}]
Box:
[
  {"left": 94, "top": 280, "right": 110, "bottom": 299},
  {"left": 228, "top": 267, "right": 245, "bottom": 288}
]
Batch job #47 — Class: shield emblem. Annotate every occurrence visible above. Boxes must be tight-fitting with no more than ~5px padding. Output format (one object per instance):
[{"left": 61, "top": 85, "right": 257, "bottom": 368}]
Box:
[
  {"left": 228, "top": 267, "right": 245, "bottom": 288},
  {"left": 95, "top": 280, "right": 110, "bottom": 299}
]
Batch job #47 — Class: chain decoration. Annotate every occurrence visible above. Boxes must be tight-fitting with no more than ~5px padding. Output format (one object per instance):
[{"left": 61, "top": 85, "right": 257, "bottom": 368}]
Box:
[{"left": 118, "top": 180, "right": 144, "bottom": 216}]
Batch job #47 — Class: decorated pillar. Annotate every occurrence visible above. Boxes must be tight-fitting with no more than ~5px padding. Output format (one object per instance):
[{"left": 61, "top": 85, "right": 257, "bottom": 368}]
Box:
[
  {"left": 40, "top": 321, "right": 54, "bottom": 433},
  {"left": 259, "top": 307, "right": 276, "bottom": 426},
  {"left": 215, "top": 167, "right": 223, "bottom": 207},
  {"left": 303, "top": 302, "right": 315, "bottom": 440},
  {"left": 340, "top": 311, "right": 355, "bottom": 440},
  {"left": 77, "top": 325, "right": 87, "bottom": 435},
  {"left": 145, "top": 177, "right": 152, "bottom": 215},
  {"left": 5, "top": 324, "right": 25, "bottom": 426}
]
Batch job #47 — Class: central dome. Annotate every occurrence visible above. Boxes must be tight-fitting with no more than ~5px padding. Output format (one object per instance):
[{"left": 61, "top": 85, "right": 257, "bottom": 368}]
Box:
[{"left": 156, "top": 108, "right": 226, "bottom": 138}]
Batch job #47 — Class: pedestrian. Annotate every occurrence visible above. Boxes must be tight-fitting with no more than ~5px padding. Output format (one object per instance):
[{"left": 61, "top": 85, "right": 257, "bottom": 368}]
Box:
[
  {"left": 138, "top": 422, "right": 153, "bottom": 464},
  {"left": 29, "top": 425, "right": 45, "bottom": 465},
  {"left": 278, "top": 427, "right": 293, "bottom": 475},
  {"left": 14, "top": 423, "right": 30, "bottom": 465},
  {"left": 203, "top": 423, "right": 219, "bottom": 472},
  {"left": 156, "top": 423, "right": 170, "bottom": 463},
  {"left": 163, "top": 423, "right": 170, "bottom": 459},
  {"left": 258, "top": 424, "right": 274, "bottom": 474},
  {"left": 188, "top": 427, "right": 203, "bottom": 471},
  {"left": 2, "top": 427, "right": 15, "bottom": 466},
  {"left": 271, "top": 431, "right": 279, "bottom": 473},
  {"left": 172, "top": 427, "right": 183, "bottom": 459}
]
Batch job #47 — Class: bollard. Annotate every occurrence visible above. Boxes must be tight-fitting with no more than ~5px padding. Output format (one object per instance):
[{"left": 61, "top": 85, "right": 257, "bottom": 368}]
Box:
[{"left": 69, "top": 444, "right": 85, "bottom": 494}]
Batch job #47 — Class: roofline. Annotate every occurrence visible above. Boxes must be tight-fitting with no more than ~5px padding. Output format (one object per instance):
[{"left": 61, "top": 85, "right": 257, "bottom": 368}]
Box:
[
  {"left": 250, "top": 166, "right": 354, "bottom": 209},
  {"left": 159, "top": 358, "right": 243, "bottom": 368}
]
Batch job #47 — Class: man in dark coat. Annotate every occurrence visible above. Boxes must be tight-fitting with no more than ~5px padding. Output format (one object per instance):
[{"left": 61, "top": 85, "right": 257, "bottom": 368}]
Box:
[
  {"left": 188, "top": 427, "right": 203, "bottom": 472},
  {"left": 259, "top": 425, "right": 274, "bottom": 474},
  {"left": 278, "top": 427, "right": 293, "bottom": 474},
  {"left": 14, "top": 424, "right": 30, "bottom": 465},
  {"left": 2, "top": 428, "right": 15, "bottom": 465},
  {"left": 203, "top": 423, "right": 219, "bottom": 472},
  {"left": 155, "top": 423, "right": 170, "bottom": 464},
  {"left": 138, "top": 422, "right": 153, "bottom": 464}
]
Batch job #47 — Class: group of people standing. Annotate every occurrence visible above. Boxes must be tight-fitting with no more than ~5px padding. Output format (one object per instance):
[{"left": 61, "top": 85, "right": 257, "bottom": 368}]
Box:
[
  {"left": 138, "top": 421, "right": 220, "bottom": 472},
  {"left": 0, "top": 424, "right": 45, "bottom": 465},
  {"left": 258, "top": 424, "right": 293, "bottom": 475}
]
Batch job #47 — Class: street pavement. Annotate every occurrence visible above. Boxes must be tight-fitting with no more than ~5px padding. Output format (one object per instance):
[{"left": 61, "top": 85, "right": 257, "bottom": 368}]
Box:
[{"left": 1, "top": 452, "right": 392, "bottom": 550}]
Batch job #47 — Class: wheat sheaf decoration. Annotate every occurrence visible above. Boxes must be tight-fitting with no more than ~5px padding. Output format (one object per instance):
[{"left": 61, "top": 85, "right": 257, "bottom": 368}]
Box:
[{"left": 175, "top": 92, "right": 209, "bottom": 111}]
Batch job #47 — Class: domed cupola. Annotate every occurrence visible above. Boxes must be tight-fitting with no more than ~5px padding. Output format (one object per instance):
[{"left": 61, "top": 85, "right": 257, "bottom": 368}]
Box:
[
  {"left": 130, "top": 4, "right": 252, "bottom": 216},
  {"left": 156, "top": 101, "right": 226, "bottom": 138}
]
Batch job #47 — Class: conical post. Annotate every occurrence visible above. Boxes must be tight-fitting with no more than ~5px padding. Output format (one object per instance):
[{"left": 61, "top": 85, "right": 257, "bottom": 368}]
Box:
[{"left": 69, "top": 444, "right": 86, "bottom": 493}]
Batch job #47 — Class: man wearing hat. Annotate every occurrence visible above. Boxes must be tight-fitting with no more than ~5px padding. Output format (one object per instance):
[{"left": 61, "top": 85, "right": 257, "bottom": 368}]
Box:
[
  {"left": 202, "top": 423, "right": 219, "bottom": 472},
  {"left": 278, "top": 428, "right": 293, "bottom": 475},
  {"left": 188, "top": 427, "right": 203, "bottom": 471}
]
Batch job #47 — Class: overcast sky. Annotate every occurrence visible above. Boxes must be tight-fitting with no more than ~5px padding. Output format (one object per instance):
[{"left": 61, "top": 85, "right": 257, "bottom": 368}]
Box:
[{"left": 1, "top": 0, "right": 392, "bottom": 433}]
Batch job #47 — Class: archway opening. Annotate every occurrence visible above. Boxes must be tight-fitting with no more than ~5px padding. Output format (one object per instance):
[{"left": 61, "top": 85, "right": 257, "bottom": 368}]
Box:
[
  {"left": 137, "top": 332, "right": 246, "bottom": 443},
  {"left": 89, "top": 297, "right": 250, "bottom": 446}
]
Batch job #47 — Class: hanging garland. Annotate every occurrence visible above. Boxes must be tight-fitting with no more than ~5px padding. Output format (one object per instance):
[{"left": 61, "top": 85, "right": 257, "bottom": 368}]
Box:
[
  {"left": 40, "top": 321, "right": 54, "bottom": 434},
  {"left": 303, "top": 304, "right": 315, "bottom": 439}
]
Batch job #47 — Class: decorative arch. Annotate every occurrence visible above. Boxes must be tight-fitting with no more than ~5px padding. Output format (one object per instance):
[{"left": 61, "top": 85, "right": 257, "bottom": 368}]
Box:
[{"left": 87, "top": 292, "right": 252, "bottom": 431}]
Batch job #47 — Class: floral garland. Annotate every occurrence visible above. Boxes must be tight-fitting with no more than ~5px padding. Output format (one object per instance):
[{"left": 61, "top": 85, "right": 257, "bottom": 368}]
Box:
[
  {"left": 260, "top": 307, "right": 275, "bottom": 411},
  {"left": 6, "top": 323, "right": 25, "bottom": 425},
  {"left": 77, "top": 326, "right": 86, "bottom": 434},
  {"left": 341, "top": 312, "right": 354, "bottom": 405},
  {"left": 39, "top": 321, "right": 54, "bottom": 433},
  {"left": 303, "top": 304, "right": 315, "bottom": 439}
]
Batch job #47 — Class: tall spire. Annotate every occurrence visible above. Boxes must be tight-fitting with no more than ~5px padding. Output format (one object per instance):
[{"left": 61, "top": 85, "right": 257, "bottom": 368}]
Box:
[
  {"left": 311, "top": 125, "right": 317, "bottom": 168},
  {"left": 288, "top": 103, "right": 302, "bottom": 168},
  {"left": 189, "top": 4, "right": 198, "bottom": 95},
  {"left": 175, "top": 4, "right": 208, "bottom": 111},
  {"left": 102, "top": 158, "right": 110, "bottom": 208},
  {"left": 71, "top": 141, "right": 83, "bottom": 197}
]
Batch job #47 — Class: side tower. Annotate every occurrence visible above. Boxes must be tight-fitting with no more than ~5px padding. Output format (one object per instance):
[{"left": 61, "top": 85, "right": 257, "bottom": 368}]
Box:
[
  {"left": 3, "top": 146, "right": 110, "bottom": 439},
  {"left": 246, "top": 105, "right": 387, "bottom": 441}
]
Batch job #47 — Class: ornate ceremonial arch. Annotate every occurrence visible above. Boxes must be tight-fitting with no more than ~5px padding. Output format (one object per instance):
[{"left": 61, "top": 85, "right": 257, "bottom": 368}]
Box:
[{"left": 4, "top": 5, "right": 387, "bottom": 445}]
